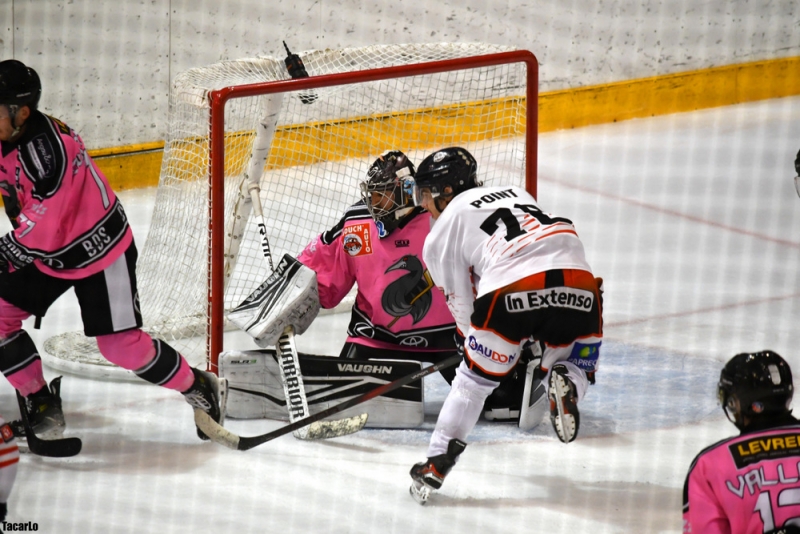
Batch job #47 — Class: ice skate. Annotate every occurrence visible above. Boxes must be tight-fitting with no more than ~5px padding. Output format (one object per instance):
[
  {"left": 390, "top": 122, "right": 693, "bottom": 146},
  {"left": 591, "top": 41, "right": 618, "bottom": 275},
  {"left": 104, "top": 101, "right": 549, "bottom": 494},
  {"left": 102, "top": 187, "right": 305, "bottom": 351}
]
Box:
[
  {"left": 548, "top": 364, "right": 580, "bottom": 443},
  {"left": 183, "top": 368, "right": 228, "bottom": 440},
  {"left": 409, "top": 438, "right": 466, "bottom": 505},
  {"left": 10, "top": 376, "right": 66, "bottom": 442}
]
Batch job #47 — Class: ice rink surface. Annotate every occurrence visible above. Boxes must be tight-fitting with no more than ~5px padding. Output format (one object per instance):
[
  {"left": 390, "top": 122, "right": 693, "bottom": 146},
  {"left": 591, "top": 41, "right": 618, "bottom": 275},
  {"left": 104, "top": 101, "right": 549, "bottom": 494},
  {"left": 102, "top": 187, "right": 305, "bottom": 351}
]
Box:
[{"left": 2, "top": 95, "right": 799, "bottom": 533}]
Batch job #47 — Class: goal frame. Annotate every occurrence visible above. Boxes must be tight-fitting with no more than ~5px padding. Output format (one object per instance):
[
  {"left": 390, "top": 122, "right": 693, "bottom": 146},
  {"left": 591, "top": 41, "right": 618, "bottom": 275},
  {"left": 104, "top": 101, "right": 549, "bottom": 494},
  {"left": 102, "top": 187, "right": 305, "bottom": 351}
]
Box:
[{"left": 206, "top": 49, "right": 539, "bottom": 373}]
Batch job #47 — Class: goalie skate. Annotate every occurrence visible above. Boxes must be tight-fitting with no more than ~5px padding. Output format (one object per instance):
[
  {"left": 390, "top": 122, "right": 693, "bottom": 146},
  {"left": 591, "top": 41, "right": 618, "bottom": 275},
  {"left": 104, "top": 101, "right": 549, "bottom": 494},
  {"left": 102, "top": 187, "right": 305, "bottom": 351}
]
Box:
[{"left": 548, "top": 364, "right": 580, "bottom": 443}]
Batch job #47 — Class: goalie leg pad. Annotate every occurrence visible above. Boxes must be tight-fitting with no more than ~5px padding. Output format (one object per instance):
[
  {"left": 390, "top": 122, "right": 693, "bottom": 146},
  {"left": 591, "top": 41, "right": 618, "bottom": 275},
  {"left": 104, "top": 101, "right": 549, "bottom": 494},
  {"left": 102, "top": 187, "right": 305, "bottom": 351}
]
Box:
[
  {"left": 220, "top": 349, "right": 424, "bottom": 427},
  {"left": 227, "top": 254, "right": 321, "bottom": 348}
]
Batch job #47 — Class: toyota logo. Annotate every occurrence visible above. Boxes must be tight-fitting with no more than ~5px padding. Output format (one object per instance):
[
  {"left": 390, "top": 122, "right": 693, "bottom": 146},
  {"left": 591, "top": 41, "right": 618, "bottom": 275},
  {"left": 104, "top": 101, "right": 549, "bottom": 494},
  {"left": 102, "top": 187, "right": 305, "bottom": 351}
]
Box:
[{"left": 399, "top": 336, "right": 428, "bottom": 347}]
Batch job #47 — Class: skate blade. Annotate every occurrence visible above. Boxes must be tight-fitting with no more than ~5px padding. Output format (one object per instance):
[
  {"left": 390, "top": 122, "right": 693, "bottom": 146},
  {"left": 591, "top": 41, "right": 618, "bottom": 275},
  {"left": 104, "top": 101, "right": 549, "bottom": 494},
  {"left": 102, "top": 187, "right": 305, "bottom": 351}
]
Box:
[
  {"left": 551, "top": 372, "right": 577, "bottom": 443},
  {"left": 409, "top": 480, "right": 431, "bottom": 505}
]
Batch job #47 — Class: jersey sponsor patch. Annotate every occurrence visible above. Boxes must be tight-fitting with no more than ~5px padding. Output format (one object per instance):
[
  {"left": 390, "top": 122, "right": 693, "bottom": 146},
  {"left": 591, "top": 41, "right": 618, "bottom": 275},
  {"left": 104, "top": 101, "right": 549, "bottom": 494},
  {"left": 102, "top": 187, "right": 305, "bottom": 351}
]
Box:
[
  {"left": 342, "top": 223, "right": 373, "bottom": 256},
  {"left": 729, "top": 432, "right": 800, "bottom": 469},
  {"left": 505, "top": 287, "right": 594, "bottom": 313},
  {"left": 467, "top": 335, "right": 518, "bottom": 364},
  {"left": 566, "top": 341, "right": 601, "bottom": 373}
]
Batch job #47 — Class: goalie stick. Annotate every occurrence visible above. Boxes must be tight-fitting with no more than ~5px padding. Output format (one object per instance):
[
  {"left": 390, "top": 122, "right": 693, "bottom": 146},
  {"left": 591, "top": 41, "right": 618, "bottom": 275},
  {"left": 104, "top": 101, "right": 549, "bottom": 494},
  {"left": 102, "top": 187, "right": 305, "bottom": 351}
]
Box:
[
  {"left": 15, "top": 391, "right": 82, "bottom": 458},
  {"left": 233, "top": 44, "right": 365, "bottom": 440},
  {"left": 194, "top": 353, "right": 462, "bottom": 451},
  {"left": 277, "top": 325, "right": 364, "bottom": 440}
]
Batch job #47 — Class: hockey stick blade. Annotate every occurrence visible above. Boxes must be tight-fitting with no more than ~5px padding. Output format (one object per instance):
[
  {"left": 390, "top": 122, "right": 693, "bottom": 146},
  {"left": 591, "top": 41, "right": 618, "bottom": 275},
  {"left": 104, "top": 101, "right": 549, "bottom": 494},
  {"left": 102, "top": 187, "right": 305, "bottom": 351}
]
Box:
[
  {"left": 15, "top": 392, "right": 82, "bottom": 458},
  {"left": 195, "top": 353, "right": 462, "bottom": 451},
  {"left": 193, "top": 410, "right": 368, "bottom": 451}
]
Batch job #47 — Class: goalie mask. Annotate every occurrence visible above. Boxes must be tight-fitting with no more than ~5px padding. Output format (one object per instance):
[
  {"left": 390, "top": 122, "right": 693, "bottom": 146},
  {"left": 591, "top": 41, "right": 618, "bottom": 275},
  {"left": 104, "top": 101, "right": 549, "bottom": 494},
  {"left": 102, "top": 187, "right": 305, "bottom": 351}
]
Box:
[
  {"left": 359, "top": 150, "right": 416, "bottom": 238},
  {"left": 717, "top": 350, "right": 794, "bottom": 431}
]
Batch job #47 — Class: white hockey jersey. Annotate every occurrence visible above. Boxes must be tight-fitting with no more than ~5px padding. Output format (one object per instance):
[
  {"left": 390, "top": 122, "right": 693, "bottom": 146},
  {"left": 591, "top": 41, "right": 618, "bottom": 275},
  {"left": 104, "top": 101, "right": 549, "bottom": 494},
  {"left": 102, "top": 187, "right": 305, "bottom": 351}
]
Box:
[{"left": 423, "top": 185, "right": 593, "bottom": 334}]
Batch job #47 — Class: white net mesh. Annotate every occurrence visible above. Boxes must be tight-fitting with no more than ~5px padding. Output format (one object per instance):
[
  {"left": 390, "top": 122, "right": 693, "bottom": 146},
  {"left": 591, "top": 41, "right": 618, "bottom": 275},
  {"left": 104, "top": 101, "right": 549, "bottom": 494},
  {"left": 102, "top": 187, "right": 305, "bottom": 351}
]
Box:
[{"left": 42, "top": 42, "right": 534, "bottom": 379}]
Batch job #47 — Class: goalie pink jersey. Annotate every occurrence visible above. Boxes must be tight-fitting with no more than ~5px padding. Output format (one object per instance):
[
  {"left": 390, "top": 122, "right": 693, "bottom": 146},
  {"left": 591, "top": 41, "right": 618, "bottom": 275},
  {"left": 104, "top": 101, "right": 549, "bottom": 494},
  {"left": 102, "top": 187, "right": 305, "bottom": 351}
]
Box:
[
  {"left": 683, "top": 422, "right": 800, "bottom": 534},
  {"left": 298, "top": 203, "right": 456, "bottom": 352},
  {"left": 0, "top": 110, "right": 132, "bottom": 279}
]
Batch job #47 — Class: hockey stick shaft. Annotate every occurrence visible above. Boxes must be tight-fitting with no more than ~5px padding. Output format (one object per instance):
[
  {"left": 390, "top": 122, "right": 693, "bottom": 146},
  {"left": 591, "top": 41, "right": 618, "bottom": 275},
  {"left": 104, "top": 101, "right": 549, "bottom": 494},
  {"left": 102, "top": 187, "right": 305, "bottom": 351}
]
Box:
[
  {"left": 15, "top": 392, "right": 82, "bottom": 458},
  {"left": 245, "top": 93, "right": 283, "bottom": 272},
  {"left": 195, "top": 353, "right": 462, "bottom": 451},
  {"left": 243, "top": 92, "right": 364, "bottom": 440},
  {"left": 277, "top": 325, "right": 311, "bottom": 439}
]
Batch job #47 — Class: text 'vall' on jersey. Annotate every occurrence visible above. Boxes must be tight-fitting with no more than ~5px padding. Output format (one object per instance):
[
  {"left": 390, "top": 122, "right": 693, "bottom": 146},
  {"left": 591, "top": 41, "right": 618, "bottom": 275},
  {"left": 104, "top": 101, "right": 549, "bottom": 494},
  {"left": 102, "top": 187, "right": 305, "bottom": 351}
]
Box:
[
  {"left": 422, "top": 185, "right": 593, "bottom": 334},
  {"left": 297, "top": 201, "right": 456, "bottom": 351},
  {"left": 0, "top": 110, "right": 132, "bottom": 279},
  {"left": 683, "top": 419, "right": 800, "bottom": 534}
]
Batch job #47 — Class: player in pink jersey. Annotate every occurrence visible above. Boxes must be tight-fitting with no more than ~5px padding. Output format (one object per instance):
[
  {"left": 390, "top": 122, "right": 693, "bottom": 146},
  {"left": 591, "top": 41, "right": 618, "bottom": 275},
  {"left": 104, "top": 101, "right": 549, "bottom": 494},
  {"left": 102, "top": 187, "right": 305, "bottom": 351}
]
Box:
[
  {"left": 0, "top": 60, "right": 224, "bottom": 447},
  {"left": 406, "top": 147, "right": 604, "bottom": 504},
  {"left": 683, "top": 351, "right": 800, "bottom": 534},
  {"left": 297, "top": 150, "right": 460, "bottom": 384}
]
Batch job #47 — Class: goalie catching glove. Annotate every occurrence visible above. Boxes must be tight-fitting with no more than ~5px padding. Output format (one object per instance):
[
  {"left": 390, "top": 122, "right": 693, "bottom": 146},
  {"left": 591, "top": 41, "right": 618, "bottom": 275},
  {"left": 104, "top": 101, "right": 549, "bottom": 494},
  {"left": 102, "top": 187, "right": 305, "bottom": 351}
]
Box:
[{"left": 228, "top": 254, "right": 320, "bottom": 348}]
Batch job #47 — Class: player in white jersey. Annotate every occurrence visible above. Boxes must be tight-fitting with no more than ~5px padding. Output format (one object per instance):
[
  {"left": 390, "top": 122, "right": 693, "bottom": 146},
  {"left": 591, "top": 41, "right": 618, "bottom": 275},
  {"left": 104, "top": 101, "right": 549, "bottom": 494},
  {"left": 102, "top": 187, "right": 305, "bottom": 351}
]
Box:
[{"left": 407, "top": 147, "right": 604, "bottom": 504}]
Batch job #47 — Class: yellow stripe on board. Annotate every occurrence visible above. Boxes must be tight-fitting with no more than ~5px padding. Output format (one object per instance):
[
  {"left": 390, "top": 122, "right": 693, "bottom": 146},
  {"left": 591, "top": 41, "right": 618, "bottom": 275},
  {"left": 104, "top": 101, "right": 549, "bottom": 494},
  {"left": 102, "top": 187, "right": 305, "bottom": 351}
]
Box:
[
  {"left": 89, "top": 55, "right": 800, "bottom": 192},
  {"left": 264, "top": 96, "right": 525, "bottom": 169},
  {"left": 539, "top": 55, "right": 800, "bottom": 131}
]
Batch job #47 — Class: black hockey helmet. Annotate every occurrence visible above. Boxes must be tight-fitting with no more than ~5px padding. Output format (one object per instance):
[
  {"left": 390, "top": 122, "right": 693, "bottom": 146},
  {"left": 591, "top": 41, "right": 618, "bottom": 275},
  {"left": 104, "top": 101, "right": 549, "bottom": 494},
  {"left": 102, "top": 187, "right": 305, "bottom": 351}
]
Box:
[
  {"left": 359, "top": 150, "right": 416, "bottom": 237},
  {"left": 0, "top": 60, "right": 41, "bottom": 110},
  {"left": 717, "top": 350, "right": 794, "bottom": 430},
  {"left": 412, "top": 147, "right": 480, "bottom": 206}
]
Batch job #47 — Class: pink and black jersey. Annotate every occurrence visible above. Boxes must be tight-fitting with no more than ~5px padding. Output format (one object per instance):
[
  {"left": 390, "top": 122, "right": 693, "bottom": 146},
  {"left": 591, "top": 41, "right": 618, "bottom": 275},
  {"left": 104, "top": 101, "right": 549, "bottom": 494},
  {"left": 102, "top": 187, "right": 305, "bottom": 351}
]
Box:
[
  {"left": 298, "top": 202, "right": 456, "bottom": 352},
  {"left": 422, "top": 185, "right": 593, "bottom": 335},
  {"left": 0, "top": 110, "right": 132, "bottom": 279},
  {"left": 683, "top": 418, "right": 800, "bottom": 534}
]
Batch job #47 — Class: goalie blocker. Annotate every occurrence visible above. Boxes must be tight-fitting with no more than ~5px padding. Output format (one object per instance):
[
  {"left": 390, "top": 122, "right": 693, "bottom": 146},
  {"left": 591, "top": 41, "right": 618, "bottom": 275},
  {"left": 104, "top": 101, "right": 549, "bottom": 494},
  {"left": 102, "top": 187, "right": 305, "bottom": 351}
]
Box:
[
  {"left": 228, "top": 254, "right": 320, "bottom": 348},
  {"left": 220, "top": 349, "right": 424, "bottom": 428}
]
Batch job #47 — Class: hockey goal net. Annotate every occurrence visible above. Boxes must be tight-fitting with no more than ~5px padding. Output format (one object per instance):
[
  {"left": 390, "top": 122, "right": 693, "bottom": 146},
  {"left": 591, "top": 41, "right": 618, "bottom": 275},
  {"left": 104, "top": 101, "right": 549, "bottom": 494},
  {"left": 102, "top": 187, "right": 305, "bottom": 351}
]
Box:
[{"left": 41, "top": 42, "right": 538, "bottom": 380}]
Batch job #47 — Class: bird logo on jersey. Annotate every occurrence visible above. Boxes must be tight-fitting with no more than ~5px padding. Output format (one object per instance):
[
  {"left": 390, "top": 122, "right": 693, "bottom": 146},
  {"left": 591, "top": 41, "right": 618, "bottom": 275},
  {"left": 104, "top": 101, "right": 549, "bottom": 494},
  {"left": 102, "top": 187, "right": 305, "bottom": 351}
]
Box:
[{"left": 382, "top": 255, "right": 435, "bottom": 327}]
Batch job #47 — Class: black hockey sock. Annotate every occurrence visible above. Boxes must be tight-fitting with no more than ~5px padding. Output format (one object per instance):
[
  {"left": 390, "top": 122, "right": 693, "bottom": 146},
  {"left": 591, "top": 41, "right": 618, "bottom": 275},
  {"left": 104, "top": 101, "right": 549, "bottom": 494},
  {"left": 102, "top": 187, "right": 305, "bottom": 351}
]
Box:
[
  {"left": 134, "top": 339, "right": 182, "bottom": 386},
  {"left": 0, "top": 330, "right": 41, "bottom": 380}
]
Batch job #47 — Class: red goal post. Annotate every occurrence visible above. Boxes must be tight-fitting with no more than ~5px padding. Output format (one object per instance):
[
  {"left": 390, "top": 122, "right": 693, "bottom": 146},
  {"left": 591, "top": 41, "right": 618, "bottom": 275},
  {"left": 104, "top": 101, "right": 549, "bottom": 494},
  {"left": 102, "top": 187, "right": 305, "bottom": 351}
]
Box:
[{"left": 207, "top": 49, "right": 538, "bottom": 372}]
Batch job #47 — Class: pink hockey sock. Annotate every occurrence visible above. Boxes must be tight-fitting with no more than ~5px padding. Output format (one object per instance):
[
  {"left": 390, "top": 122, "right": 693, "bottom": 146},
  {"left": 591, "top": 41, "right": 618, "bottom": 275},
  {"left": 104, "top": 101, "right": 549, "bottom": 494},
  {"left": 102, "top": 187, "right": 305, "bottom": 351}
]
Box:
[{"left": 96, "top": 330, "right": 194, "bottom": 392}]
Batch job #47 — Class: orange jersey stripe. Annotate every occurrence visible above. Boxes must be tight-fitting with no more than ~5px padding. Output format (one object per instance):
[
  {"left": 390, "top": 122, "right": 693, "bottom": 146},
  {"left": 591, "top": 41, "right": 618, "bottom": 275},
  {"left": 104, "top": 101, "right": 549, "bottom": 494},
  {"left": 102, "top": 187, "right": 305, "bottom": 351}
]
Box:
[
  {"left": 535, "top": 228, "right": 578, "bottom": 241},
  {"left": 0, "top": 444, "right": 19, "bottom": 455},
  {"left": 0, "top": 456, "right": 20, "bottom": 469}
]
